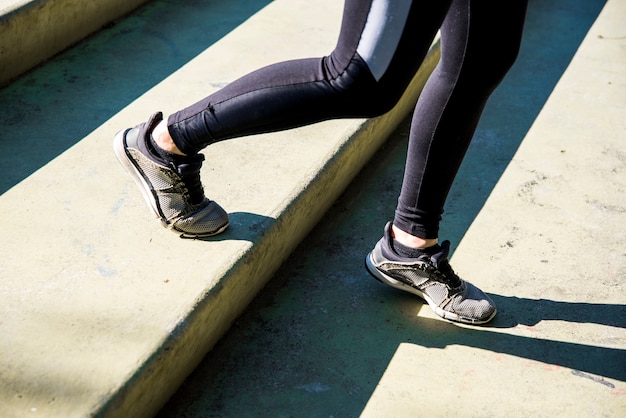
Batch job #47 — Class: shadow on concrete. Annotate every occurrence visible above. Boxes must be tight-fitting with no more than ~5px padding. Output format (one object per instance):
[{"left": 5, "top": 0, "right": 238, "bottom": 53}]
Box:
[
  {"left": 358, "top": 290, "right": 625, "bottom": 382},
  {"left": 403, "top": 298, "right": 626, "bottom": 383},
  {"left": 0, "top": 0, "right": 272, "bottom": 194},
  {"left": 190, "top": 212, "right": 276, "bottom": 243},
  {"left": 490, "top": 295, "right": 626, "bottom": 329},
  {"left": 157, "top": 248, "right": 625, "bottom": 416},
  {"left": 156, "top": 0, "right": 616, "bottom": 416}
]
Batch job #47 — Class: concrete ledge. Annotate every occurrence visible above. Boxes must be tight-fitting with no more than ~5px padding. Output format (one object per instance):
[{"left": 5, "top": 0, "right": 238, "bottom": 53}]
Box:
[
  {"left": 0, "top": 0, "right": 439, "bottom": 416},
  {"left": 0, "top": 0, "right": 150, "bottom": 87}
]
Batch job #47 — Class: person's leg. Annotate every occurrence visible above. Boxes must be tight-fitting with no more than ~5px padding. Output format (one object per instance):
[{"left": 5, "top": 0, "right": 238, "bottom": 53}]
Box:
[
  {"left": 114, "top": 0, "right": 451, "bottom": 237},
  {"left": 393, "top": 0, "right": 528, "bottom": 245},
  {"left": 159, "top": 0, "right": 450, "bottom": 156},
  {"left": 365, "top": 0, "right": 528, "bottom": 325}
]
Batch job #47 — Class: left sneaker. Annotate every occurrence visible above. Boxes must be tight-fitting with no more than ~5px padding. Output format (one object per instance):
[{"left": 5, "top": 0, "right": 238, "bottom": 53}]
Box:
[
  {"left": 365, "top": 222, "right": 497, "bottom": 324},
  {"left": 113, "top": 112, "right": 230, "bottom": 238}
]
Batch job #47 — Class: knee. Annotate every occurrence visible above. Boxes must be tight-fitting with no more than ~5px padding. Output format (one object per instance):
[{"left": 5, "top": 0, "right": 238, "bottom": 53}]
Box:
[
  {"left": 466, "top": 37, "right": 523, "bottom": 92},
  {"left": 482, "top": 47, "right": 521, "bottom": 88},
  {"left": 327, "top": 56, "right": 405, "bottom": 117}
]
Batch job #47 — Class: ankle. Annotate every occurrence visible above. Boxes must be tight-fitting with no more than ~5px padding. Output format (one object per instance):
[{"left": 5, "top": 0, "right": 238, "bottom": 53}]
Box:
[
  {"left": 152, "top": 119, "right": 187, "bottom": 156},
  {"left": 391, "top": 224, "right": 437, "bottom": 249}
]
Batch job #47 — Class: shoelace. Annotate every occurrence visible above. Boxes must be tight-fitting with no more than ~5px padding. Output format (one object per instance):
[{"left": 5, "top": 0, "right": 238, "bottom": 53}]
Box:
[
  {"left": 429, "top": 241, "right": 463, "bottom": 288},
  {"left": 173, "top": 156, "right": 206, "bottom": 205}
]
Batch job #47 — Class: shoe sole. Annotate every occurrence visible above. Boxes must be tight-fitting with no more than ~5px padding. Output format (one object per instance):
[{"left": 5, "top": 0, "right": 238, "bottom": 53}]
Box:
[
  {"left": 175, "top": 220, "right": 230, "bottom": 239},
  {"left": 113, "top": 129, "right": 166, "bottom": 223},
  {"left": 113, "top": 129, "right": 229, "bottom": 238},
  {"left": 365, "top": 252, "right": 495, "bottom": 325}
]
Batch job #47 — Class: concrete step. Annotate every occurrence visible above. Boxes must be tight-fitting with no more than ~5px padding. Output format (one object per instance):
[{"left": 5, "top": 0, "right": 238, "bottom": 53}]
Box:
[
  {"left": 0, "top": 0, "right": 151, "bottom": 87},
  {"left": 0, "top": 0, "right": 438, "bottom": 417},
  {"left": 157, "top": 0, "right": 626, "bottom": 416}
]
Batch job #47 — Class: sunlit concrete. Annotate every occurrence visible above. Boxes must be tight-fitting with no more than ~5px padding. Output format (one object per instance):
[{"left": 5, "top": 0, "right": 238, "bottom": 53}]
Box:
[{"left": 0, "top": 0, "right": 437, "bottom": 416}]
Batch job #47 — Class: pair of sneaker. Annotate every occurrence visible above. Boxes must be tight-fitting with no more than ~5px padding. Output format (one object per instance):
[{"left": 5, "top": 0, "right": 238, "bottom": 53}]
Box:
[{"left": 113, "top": 113, "right": 496, "bottom": 324}]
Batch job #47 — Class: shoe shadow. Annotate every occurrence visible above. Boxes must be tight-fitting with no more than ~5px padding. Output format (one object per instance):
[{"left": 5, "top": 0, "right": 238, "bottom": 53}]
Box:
[
  {"left": 488, "top": 294, "right": 626, "bottom": 329},
  {"left": 195, "top": 212, "right": 276, "bottom": 242},
  {"left": 384, "top": 291, "right": 626, "bottom": 382}
]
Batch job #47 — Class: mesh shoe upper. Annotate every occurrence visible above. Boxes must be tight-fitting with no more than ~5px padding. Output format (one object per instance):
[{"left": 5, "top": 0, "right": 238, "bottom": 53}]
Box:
[
  {"left": 113, "top": 112, "right": 229, "bottom": 238},
  {"left": 366, "top": 222, "right": 496, "bottom": 324}
]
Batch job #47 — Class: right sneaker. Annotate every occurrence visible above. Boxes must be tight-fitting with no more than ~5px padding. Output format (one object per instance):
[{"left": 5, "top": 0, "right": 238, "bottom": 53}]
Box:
[
  {"left": 365, "top": 222, "right": 496, "bottom": 324},
  {"left": 113, "top": 112, "right": 229, "bottom": 238}
]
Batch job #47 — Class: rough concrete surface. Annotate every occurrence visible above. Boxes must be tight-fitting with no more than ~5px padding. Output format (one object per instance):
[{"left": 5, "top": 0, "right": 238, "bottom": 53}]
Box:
[
  {"left": 157, "top": 0, "right": 625, "bottom": 417},
  {"left": 1, "top": 0, "right": 624, "bottom": 417},
  {"left": 0, "top": 0, "right": 152, "bottom": 87},
  {"left": 0, "top": 0, "right": 436, "bottom": 416}
]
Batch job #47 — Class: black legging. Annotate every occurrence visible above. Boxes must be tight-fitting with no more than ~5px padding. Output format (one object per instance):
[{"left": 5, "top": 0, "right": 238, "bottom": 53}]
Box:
[{"left": 167, "top": 0, "right": 528, "bottom": 239}]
